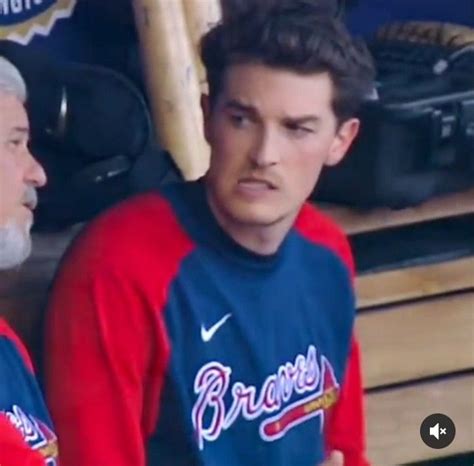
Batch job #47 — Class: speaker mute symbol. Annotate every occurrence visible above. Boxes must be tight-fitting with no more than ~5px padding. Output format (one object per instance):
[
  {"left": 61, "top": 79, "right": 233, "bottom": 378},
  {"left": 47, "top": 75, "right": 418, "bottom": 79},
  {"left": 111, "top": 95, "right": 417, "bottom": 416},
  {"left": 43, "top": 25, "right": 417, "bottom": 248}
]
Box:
[{"left": 421, "top": 414, "right": 456, "bottom": 449}]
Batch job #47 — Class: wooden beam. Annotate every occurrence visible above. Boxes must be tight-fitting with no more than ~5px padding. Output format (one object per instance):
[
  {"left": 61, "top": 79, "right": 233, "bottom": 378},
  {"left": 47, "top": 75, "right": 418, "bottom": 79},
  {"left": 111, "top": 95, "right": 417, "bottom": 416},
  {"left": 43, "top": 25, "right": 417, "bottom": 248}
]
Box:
[
  {"left": 366, "top": 374, "right": 474, "bottom": 465},
  {"left": 355, "top": 257, "right": 474, "bottom": 309},
  {"left": 319, "top": 188, "right": 474, "bottom": 234},
  {"left": 356, "top": 292, "right": 474, "bottom": 388}
]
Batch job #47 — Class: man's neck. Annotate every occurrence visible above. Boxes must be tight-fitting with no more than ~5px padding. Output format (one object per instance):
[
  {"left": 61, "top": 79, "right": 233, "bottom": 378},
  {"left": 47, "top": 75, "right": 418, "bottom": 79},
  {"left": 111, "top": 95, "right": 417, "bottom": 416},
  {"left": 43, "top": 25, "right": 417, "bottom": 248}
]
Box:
[{"left": 206, "top": 192, "right": 298, "bottom": 256}]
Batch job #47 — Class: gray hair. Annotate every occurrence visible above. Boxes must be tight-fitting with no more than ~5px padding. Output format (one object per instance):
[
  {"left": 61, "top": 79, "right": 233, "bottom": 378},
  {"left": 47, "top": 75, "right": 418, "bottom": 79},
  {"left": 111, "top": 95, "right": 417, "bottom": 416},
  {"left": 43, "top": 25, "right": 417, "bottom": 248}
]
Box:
[
  {"left": 0, "top": 56, "right": 27, "bottom": 103},
  {"left": 0, "top": 220, "right": 32, "bottom": 270}
]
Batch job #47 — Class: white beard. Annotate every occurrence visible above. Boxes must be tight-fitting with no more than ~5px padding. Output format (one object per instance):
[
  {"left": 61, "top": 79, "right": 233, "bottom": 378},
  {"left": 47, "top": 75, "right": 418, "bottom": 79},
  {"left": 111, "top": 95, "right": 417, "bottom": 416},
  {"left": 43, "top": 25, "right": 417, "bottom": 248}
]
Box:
[{"left": 0, "top": 221, "right": 32, "bottom": 270}]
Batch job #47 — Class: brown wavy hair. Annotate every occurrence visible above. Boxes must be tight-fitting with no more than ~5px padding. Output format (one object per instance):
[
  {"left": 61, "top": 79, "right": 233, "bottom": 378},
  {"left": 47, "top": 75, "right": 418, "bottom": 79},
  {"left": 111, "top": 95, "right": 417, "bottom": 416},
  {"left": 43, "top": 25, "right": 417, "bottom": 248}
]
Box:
[{"left": 201, "top": 0, "right": 375, "bottom": 124}]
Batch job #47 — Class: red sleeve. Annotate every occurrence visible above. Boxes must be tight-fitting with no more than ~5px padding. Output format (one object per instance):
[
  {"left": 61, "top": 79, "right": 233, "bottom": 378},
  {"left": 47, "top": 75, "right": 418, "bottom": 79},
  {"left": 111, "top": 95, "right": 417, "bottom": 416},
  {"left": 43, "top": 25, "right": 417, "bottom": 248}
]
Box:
[
  {"left": 0, "top": 414, "right": 46, "bottom": 466},
  {"left": 45, "top": 263, "right": 160, "bottom": 466},
  {"left": 322, "top": 229, "right": 369, "bottom": 466},
  {"left": 325, "top": 339, "right": 369, "bottom": 466},
  {"left": 44, "top": 195, "right": 193, "bottom": 466},
  {"left": 295, "top": 204, "right": 369, "bottom": 466},
  {"left": 323, "top": 225, "right": 369, "bottom": 466}
]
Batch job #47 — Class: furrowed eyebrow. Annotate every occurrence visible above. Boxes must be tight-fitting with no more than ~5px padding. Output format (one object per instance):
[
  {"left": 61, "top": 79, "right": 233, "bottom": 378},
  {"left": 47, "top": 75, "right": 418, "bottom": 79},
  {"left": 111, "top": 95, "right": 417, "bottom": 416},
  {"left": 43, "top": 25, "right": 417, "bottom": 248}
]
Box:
[
  {"left": 282, "top": 115, "right": 321, "bottom": 126},
  {"left": 224, "top": 100, "right": 258, "bottom": 116},
  {"left": 224, "top": 100, "right": 321, "bottom": 127}
]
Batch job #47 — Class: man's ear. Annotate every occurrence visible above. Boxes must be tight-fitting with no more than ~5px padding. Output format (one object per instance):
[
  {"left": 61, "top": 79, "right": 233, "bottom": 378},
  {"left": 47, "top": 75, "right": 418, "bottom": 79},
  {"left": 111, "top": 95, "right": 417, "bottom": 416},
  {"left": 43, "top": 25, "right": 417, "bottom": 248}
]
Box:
[
  {"left": 201, "top": 94, "right": 212, "bottom": 144},
  {"left": 325, "top": 118, "right": 360, "bottom": 167}
]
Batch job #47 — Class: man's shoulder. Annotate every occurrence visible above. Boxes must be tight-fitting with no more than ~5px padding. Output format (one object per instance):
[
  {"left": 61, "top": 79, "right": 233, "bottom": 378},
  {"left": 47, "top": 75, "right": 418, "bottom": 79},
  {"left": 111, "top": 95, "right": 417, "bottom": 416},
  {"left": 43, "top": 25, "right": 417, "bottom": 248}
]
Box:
[
  {"left": 294, "top": 202, "right": 354, "bottom": 276},
  {"left": 0, "top": 319, "right": 34, "bottom": 374},
  {"left": 92, "top": 190, "right": 178, "bottom": 231},
  {"left": 0, "top": 321, "right": 55, "bottom": 465},
  {"left": 63, "top": 188, "right": 195, "bottom": 273}
]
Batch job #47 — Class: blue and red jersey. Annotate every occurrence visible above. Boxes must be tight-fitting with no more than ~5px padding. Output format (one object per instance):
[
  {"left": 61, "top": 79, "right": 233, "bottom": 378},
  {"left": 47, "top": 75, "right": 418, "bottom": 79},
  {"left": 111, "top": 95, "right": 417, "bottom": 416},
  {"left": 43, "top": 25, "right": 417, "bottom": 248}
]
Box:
[
  {"left": 0, "top": 318, "right": 58, "bottom": 466},
  {"left": 45, "top": 180, "right": 369, "bottom": 466}
]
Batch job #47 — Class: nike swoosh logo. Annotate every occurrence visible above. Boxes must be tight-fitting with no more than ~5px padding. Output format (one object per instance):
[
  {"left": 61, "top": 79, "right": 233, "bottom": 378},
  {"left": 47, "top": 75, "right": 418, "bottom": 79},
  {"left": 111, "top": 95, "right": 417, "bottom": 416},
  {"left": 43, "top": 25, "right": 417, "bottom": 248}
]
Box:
[{"left": 201, "top": 313, "right": 232, "bottom": 343}]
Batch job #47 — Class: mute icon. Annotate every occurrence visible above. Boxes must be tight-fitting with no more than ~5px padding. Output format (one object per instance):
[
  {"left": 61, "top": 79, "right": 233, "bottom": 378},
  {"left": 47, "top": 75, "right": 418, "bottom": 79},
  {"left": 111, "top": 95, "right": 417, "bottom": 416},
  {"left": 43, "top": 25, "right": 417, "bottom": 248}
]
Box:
[
  {"left": 429, "top": 423, "right": 441, "bottom": 440},
  {"left": 421, "top": 414, "right": 456, "bottom": 449}
]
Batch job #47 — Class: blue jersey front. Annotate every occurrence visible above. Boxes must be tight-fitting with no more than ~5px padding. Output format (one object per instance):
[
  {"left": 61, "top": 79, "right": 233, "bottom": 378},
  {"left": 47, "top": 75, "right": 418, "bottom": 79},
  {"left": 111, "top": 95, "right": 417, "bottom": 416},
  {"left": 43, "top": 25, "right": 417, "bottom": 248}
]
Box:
[
  {"left": 147, "top": 182, "right": 356, "bottom": 465},
  {"left": 45, "top": 180, "right": 368, "bottom": 466}
]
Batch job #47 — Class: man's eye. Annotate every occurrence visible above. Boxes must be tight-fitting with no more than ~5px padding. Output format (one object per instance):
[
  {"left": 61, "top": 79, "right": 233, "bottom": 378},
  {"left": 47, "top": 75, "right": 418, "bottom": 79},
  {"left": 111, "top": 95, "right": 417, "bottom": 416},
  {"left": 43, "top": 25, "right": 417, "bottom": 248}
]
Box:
[
  {"left": 7, "top": 139, "right": 23, "bottom": 149},
  {"left": 286, "top": 125, "right": 313, "bottom": 137},
  {"left": 229, "top": 114, "right": 251, "bottom": 127}
]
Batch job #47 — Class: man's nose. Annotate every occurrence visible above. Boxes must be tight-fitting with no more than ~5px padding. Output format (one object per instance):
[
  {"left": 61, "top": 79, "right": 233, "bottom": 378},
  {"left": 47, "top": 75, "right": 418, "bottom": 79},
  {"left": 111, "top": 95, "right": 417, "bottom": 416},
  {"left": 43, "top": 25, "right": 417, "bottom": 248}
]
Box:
[
  {"left": 25, "top": 150, "right": 47, "bottom": 188},
  {"left": 250, "top": 128, "right": 281, "bottom": 167}
]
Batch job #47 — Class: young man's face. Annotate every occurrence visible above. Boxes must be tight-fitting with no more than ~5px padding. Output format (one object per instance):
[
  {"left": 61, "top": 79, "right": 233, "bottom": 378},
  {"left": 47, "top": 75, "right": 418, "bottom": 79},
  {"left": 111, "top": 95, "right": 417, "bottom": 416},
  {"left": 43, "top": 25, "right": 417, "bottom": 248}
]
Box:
[
  {"left": 0, "top": 93, "right": 46, "bottom": 269},
  {"left": 203, "top": 63, "right": 359, "bottom": 229}
]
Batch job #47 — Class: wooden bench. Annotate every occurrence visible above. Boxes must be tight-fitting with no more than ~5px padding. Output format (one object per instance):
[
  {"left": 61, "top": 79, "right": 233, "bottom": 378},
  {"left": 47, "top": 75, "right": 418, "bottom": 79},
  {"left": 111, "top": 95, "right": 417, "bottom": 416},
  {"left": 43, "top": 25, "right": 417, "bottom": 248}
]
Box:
[{"left": 323, "top": 189, "right": 474, "bottom": 465}]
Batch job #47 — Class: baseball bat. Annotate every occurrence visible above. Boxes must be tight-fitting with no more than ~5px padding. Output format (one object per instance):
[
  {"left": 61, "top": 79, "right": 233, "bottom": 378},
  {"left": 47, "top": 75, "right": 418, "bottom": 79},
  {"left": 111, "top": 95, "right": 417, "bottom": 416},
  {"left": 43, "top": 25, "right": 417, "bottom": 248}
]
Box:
[
  {"left": 182, "top": 0, "right": 222, "bottom": 93},
  {"left": 132, "top": 0, "right": 210, "bottom": 180}
]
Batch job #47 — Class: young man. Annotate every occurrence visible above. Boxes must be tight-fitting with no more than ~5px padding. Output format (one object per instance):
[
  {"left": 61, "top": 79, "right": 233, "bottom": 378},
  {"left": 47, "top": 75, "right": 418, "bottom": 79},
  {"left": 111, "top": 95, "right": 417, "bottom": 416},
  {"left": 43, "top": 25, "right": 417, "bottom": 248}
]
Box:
[
  {"left": 44, "top": 2, "right": 375, "bottom": 465},
  {"left": 0, "top": 57, "right": 56, "bottom": 465}
]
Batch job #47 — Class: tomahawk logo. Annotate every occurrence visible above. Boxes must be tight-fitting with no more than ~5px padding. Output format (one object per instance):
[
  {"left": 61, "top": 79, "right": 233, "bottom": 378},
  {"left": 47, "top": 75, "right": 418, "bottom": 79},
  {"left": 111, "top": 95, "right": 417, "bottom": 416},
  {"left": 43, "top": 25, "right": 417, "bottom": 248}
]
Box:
[
  {"left": 191, "top": 345, "right": 340, "bottom": 450},
  {"left": 2, "top": 405, "right": 59, "bottom": 465}
]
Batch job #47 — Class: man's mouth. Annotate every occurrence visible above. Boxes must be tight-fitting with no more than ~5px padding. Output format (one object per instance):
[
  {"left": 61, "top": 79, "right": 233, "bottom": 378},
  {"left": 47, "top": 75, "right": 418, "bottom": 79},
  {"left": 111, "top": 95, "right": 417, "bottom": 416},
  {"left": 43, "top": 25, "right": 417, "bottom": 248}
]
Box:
[
  {"left": 238, "top": 178, "right": 277, "bottom": 190},
  {"left": 21, "top": 187, "right": 38, "bottom": 212},
  {"left": 22, "top": 201, "right": 36, "bottom": 211}
]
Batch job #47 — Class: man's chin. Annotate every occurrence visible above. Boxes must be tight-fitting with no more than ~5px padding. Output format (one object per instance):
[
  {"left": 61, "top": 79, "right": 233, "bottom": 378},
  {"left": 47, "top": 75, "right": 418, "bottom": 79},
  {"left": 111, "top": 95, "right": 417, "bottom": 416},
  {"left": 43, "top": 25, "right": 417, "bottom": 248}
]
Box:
[
  {"left": 0, "top": 222, "right": 32, "bottom": 270},
  {"left": 229, "top": 205, "right": 286, "bottom": 227}
]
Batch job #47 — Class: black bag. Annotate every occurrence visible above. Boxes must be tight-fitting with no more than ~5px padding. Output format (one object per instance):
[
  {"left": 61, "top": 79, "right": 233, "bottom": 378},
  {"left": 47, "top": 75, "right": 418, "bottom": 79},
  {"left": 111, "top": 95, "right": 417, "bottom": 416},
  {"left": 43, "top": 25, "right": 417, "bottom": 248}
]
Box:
[
  {"left": 0, "top": 40, "right": 182, "bottom": 230},
  {"left": 313, "top": 96, "right": 474, "bottom": 209},
  {"left": 312, "top": 22, "right": 474, "bottom": 209}
]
